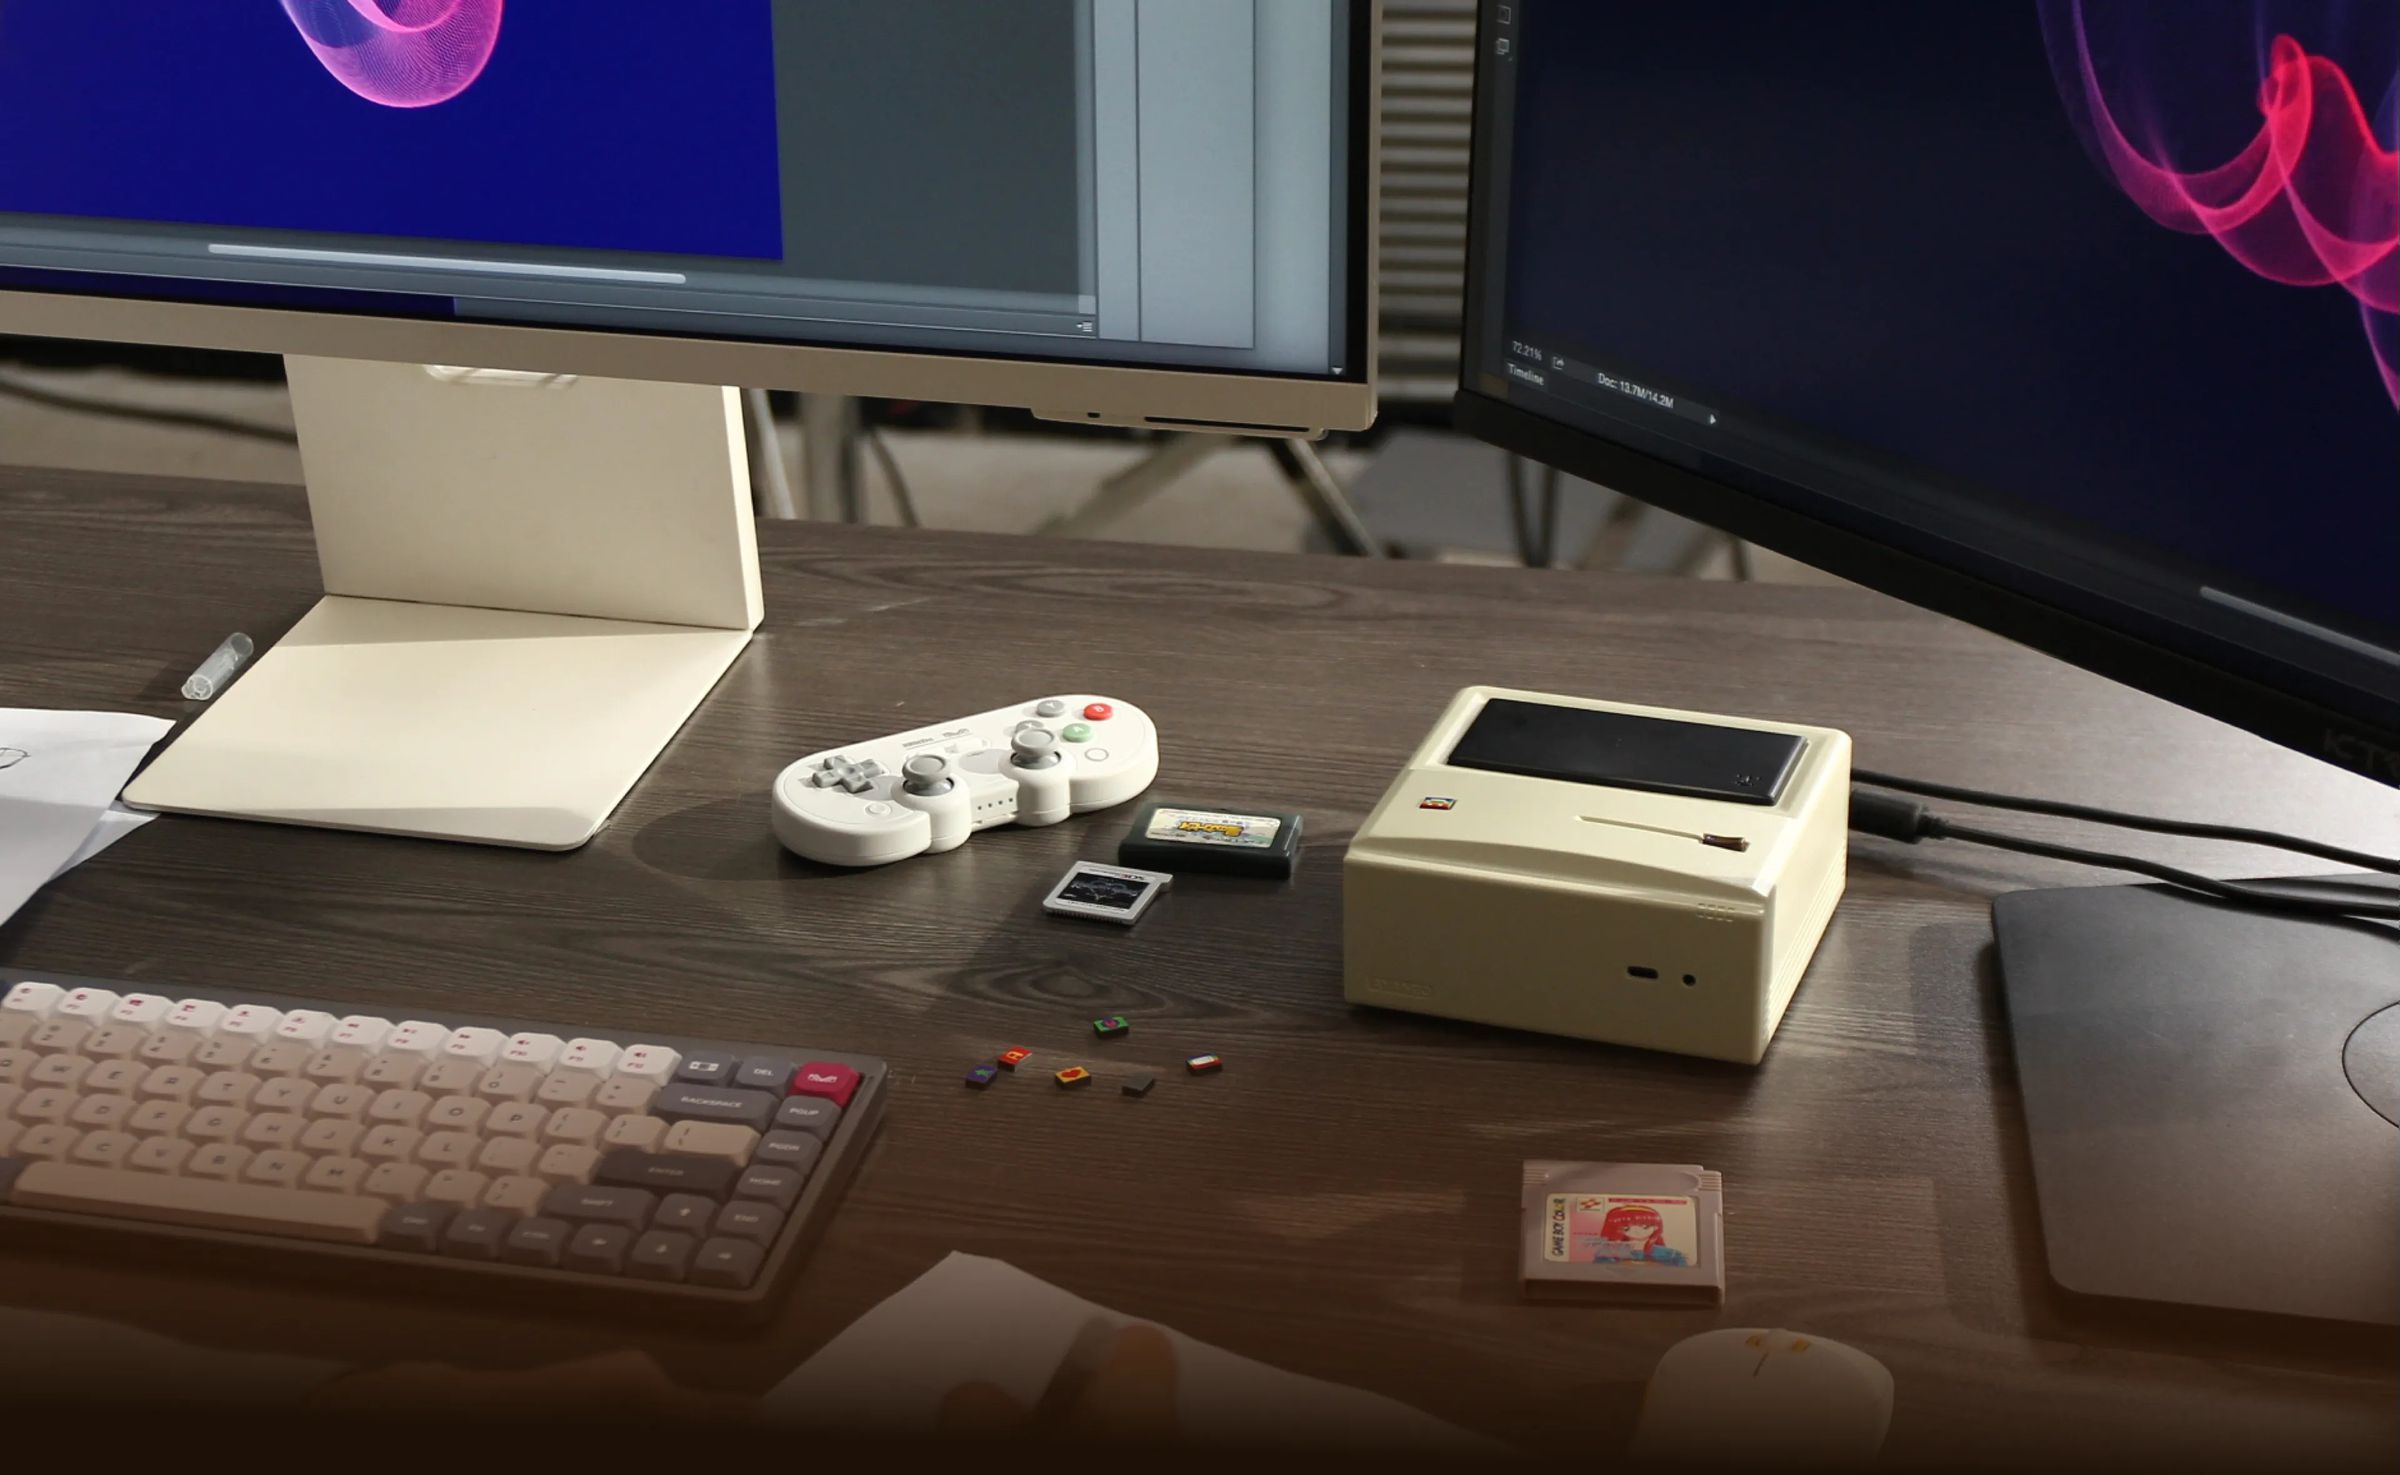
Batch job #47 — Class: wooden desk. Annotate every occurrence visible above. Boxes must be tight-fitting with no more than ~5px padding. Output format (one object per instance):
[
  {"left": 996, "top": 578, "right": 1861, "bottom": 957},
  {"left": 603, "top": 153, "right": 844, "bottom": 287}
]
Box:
[{"left": 1, "top": 467, "right": 2393, "bottom": 1467}]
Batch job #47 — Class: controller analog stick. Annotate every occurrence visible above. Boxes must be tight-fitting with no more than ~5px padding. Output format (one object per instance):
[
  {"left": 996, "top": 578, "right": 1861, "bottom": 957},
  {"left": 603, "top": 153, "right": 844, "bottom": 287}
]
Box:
[
  {"left": 902, "top": 754, "right": 955, "bottom": 795},
  {"left": 1011, "top": 727, "right": 1062, "bottom": 769}
]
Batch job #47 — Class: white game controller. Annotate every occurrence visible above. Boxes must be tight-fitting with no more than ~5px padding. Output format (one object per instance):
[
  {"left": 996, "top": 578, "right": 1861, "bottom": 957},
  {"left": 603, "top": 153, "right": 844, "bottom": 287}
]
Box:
[{"left": 771, "top": 695, "right": 1160, "bottom": 867}]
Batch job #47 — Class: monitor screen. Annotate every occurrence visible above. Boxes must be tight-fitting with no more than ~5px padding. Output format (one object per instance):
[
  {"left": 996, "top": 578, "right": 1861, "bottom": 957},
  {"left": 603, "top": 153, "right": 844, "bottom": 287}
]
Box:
[
  {"left": 0, "top": 0, "right": 1362, "bottom": 383},
  {"left": 1462, "top": 1, "right": 2399, "bottom": 779}
]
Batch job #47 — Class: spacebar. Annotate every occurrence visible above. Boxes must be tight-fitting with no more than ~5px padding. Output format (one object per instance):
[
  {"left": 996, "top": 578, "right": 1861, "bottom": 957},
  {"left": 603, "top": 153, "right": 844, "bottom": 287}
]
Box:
[{"left": 13, "top": 1164, "right": 387, "bottom": 1244}]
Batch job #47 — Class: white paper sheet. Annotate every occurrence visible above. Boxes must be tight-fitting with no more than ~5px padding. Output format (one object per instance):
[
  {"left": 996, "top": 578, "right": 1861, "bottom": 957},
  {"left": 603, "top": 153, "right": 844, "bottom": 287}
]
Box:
[
  {"left": 1, "top": 709, "right": 173, "bottom": 924},
  {"left": 761, "top": 1252, "right": 1499, "bottom": 1452},
  {"left": 52, "top": 802, "right": 158, "bottom": 881}
]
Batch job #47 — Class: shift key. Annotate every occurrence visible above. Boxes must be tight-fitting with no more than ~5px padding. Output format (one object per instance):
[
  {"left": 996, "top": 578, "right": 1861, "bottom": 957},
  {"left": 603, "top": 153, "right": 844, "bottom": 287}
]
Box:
[{"left": 652, "top": 1083, "right": 777, "bottom": 1133}]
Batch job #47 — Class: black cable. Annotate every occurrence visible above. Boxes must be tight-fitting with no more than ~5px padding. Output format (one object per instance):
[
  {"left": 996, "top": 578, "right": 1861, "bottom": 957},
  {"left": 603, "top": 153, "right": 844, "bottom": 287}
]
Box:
[
  {"left": 0, "top": 372, "right": 298, "bottom": 445},
  {"left": 1849, "top": 789, "right": 2400, "bottom": 920},
  {"left": 1854, "top": 768, "right": 2400, "bottom": 876},
  {"left": 862, "top": 422, "right": 922, "bottom": 529}
]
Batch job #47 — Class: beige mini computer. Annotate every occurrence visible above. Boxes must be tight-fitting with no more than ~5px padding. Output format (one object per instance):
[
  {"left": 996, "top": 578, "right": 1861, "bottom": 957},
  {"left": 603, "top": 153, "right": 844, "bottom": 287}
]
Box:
[{"left": 0, "top": 1, "right": 1377, "bottom": 848}]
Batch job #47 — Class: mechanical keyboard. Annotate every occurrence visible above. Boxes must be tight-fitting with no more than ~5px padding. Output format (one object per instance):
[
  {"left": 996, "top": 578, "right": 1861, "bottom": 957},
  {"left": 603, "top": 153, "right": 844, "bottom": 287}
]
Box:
[{"left": 0, "top": 972, "right": 887, "bottom": 1320}]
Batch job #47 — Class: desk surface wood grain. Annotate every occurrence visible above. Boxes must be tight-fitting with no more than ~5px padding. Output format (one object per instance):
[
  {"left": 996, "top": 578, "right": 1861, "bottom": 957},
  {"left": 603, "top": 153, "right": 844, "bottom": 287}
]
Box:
[{"left": 1, "top": 466, "right": 2393, "bottom": 1467}]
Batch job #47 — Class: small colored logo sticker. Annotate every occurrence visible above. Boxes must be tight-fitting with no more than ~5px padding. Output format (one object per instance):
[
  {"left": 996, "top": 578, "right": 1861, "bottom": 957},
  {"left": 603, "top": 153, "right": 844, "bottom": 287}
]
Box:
[{"left": 1419, "top": 796, "right": 1457, "bottom": 810}]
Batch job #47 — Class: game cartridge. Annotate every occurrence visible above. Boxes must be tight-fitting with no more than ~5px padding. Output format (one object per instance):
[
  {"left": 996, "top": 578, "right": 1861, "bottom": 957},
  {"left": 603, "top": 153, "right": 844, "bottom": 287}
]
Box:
[
  {"left": 1117, "top": 801, "right": 1303, "bottom": 878},
  {"left": 1519, "top": 1160, "right": 1725, "bottom": 1305}
]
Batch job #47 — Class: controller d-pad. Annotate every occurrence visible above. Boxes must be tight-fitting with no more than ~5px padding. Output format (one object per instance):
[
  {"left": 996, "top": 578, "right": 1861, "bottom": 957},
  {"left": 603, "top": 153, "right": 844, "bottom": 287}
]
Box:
[{"left": 812, "top": 756, "right": 886, "bottom": 794}]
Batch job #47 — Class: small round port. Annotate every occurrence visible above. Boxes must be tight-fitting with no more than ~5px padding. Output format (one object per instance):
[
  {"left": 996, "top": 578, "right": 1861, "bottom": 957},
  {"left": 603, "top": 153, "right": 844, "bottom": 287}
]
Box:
[{"left": 1682, "top": 974, "right": 1698, "bottom": 986}]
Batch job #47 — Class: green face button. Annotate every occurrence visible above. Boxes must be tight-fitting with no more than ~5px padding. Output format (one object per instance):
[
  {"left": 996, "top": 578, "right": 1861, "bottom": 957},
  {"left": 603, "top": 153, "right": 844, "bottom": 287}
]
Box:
[{"left": 1062, "top": 722, "right": 1095, "bottom": 743}]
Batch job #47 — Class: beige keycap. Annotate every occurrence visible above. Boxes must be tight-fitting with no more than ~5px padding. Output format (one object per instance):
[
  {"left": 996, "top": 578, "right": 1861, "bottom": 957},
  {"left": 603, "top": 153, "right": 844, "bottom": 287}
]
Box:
[
  {"left": 660, "top": 1121, "right": 760, "bottom": 1166},
  {"left": 136, "top": 1033, "right": 200, "bottom": 1066},
  {"left": 80, "top": 1024, "right": 151, "bottom": 1061},
  {"left": 0, "top": 1016, "right": 32, "bottom": 1050},
  {"left": 245, "top": 1041, "right": 313, "bottom": 1078},
  {"left": 129, "top": 1136, "right": 197, "bottom": 1175},
  {"left": 417, "top": 1060, "right": 482, "bottom": 1096},
  {"left": 0, "top": 1085, "right": 19, "bottom": 1121},
  {"left": 190, "top": 1037, "right": 259, "bottom": 1073},
  {"left": 251, "top": 1077, "right": 316, "bottom": 1114},
  {"left": 299, "top": 1118, "right": 365, "bottom": 1157},
  {"left": 535, "top": 1144, "right": 600, "bottom": 1184},
  {"left": 366, "top": 1089, "right": 433, "bottom": 1129},
  {"left": 309, "top": 1083, "right": 375, "bottom": 1121},
  {"left": 482, "top": 1175, "right": 549, "bottom": 1215},
  {"left": 303, "top": 1047, "right": 370, "bottom": 1085},
  {"left": 28, "top": 1019, "right": 92, "bottom": 1056},
  {"left": 474, "top": 1064, "right": 542, "bottom": 1104},
  {"left": 358, "top": 1054, "right": 427, "bottom": 1090},
  {"left": 417, "top": 1130, "right": 480, "bottom": 1168},
  {"left": 600, "top": 1114, "right": 668, "bottom": 1154},
  {"left": 243, "top": 1149, "right": 312, "bottom": 1189},
  {"left": 424, "top": 1169, "right": 489, "bottom": 1208},
  {"left": 14, "top": 1087, "right": 75, "bottom": 1125},
  {"left": 0, "top": 1047, "right": 33, "bottom": 1085},
  {"left": 534, "top": 1072, "right": 600, "bottom": 1109},
  {"left": 0, "top": 1121, "right": 20, "bottom": 1156},
  {"left": 186, "top": 1144, "right": 253, "bottom": 1181},
  {"left": 27, "top": 1055, "right": 94, "bottom": 1092},
  {"left": 475, "top": 1137, "right": 538, "bottom": 1176},
  {"left": 83, "top": 1059, "right": 146, "bottom": 1096},
  {"left": 195, "top": 1071, "right": 262, "bottom": 1109},
  {"left": 68, "top": 1094, "right": 135, "bottom": 1131},
  {"left": 304, "top": 1156, "right": 374, "bottom": 1195},
  {"left": 540, "top": 1108, "right": 606, "bottom": 1147},
  {"left": 127, "top": 1100, "right": 193, "bottom": 1137},
  {"left": 17, "top": 1124, "right": 81, "bottom": 1161},
  {"left": 358, "top": 1125, "right": 421, "bottom": 1164},
  {"left": 424, "top": 1096, "right": 490, "bottom": 1132},
  {"left": 592, "top": 1077, "right": 658, "bottom": 1114},
  {"left": 70, "top": 1131, "right": 139, "bottom": 1169},
  {"left": 363, "top": 1162, "right": 430, "bottom": 1202},
  {"left": 484, "top": 1102, "right": 548, "bottom": 1138},
  {"left": 241, "top": 1113, "right": 307, "bottom": 1151},
  {"left": 183, "top": 1106, "right": 247, "bottom": 1143},
  {"left": 138, "top": 1065, "right": 207, "bottom": 1103},
  {"left": 13, "top": 1164, "right": 385, "bottom": 1245}
]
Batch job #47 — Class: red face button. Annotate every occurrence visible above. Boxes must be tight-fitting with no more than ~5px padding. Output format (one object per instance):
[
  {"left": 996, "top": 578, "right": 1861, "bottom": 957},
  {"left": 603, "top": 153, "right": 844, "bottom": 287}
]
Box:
[
  {"left": 790, "top": 1061, "right": 861, "bottom": 1109},
  {"left": 1082, "top": 703, "right": 1113, "bottom": 722}
]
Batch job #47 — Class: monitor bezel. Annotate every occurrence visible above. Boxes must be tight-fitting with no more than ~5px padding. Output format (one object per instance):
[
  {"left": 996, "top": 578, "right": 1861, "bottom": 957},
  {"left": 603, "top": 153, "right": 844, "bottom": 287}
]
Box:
[
  {"left": 1453, "top": 2, "right": 2400, "bottom": 791},
  {"left": 0, "top": 6, "right": 1380, "bottom": 436}
]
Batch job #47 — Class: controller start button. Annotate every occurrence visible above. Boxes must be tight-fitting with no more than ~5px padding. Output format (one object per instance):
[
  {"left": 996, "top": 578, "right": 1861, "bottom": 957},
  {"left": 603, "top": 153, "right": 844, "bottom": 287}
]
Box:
[{"left": 1083, "top": 702, "right": 1114, "bottom": 721}]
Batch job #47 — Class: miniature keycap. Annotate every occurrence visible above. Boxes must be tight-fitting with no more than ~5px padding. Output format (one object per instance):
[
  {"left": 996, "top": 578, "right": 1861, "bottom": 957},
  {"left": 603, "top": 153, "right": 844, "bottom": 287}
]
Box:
[
  {"left": 997, "top": 1047, "right": 1033, "bottom": 1071},
  {"left": 964, "top": 1064, "right": 999, "bottom": 1089},
  {"left": 1122, "top": 1074, "right": 1156, "bottom": 1098},
  {"left": 1091, "top": 1016, "right": 1130, "bottom": 1038},
  {"left": 1055, "top": 1066, "right": 1093, "bottom": 1089},
  {"left": 1185, "top": 1054, "right": 1223, "bottom": 1075}
]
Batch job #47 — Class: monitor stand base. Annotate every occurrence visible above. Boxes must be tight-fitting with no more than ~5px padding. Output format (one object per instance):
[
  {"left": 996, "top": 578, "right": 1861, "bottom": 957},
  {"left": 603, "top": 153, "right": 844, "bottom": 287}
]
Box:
[{"left": 125, "top": 357, "right": 762, "bottom": 850}]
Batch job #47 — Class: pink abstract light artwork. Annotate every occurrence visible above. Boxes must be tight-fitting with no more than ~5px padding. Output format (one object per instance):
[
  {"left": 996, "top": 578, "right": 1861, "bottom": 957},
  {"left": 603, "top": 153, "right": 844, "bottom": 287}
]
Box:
[
  {"left": 280, "top": 0, "right": 504, "bottom": 109},
  {"left": 2041, "top": 0, "right": 2399, "bottom": 408}
]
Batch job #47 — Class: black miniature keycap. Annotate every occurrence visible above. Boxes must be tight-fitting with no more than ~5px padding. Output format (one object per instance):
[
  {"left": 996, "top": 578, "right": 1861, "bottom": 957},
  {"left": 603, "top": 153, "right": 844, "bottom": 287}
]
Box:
[
  {"left": 564, "top": 1224, "right": 633, "bottom": 1275},
  {"left": 712, "top": 1201, "right": 784, "bottom": 1246},
  {"left": 735, "top": 1056, "right": 797, "bottom": 1093},
  {"left": 541, "top": 1184, "right": 657, "bottom": 1229},
  {"left": 1122, "top": 1074, "right": 1156, "bottom": 1098},
  {"left": 628, "top": 1230, "right": 697, "bottom": 1283},
  {"left": 653, "top": 1083, "right": 779, "bottom": 1133},
  {"left": 751, "top": 1131, "right": 824, "bottom": 1175},
  {"left": 596, "top": 1149, "right": 740, "bottom": 1199},
  {"left": 691, "top": 1237, "right": 764, "bottom": 1289},
  {"left": 733, "top": 1164, "right": 804, "bottom": 1211},
  {"left": 501, "top": 1217, "right": 573, "bottom": 1268},
  {"left": 653, "top": 1193, "right": 717, "bottom": 1235},
  {"left": 377, "top": 1203, "right": 453, "bottom": 1252},
  {"left": 438, "top": 1208, "right": 516, "bottom": 1261},
  {"left": 672, "top": 1052, "right": 742, "bottom": 1087},
  {"left": 773, "top": 1096, "right": 842, "bottom": 1139}
]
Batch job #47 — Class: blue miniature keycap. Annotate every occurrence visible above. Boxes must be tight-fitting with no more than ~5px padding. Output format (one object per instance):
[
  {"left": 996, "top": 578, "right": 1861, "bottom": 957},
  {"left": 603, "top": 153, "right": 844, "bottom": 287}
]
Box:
[{"left": 965, "top": 1064, "right": 999, "bottom": 1089}]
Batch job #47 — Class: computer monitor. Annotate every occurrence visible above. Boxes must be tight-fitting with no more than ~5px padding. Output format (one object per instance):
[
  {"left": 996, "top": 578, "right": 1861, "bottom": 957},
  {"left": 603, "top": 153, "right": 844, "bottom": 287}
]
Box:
[
  {"left": 0, "top": 1, "right": 1378, "bottom": 849},
  {"left": 1456, "top": 3, "right": 2397, "bottom": 1323}
]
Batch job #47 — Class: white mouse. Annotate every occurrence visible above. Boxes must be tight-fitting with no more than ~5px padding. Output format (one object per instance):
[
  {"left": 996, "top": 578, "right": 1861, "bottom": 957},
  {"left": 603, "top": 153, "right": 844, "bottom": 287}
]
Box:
[{"left": 1628, "top": 1327, "right": 1894, "bottom": 1468}]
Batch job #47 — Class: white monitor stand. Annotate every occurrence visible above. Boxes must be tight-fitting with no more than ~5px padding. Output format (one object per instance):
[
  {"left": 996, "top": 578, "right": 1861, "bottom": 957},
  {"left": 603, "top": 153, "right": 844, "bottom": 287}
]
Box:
[{"left": 123, "top": 355, "right": 762, "bottom": 850}]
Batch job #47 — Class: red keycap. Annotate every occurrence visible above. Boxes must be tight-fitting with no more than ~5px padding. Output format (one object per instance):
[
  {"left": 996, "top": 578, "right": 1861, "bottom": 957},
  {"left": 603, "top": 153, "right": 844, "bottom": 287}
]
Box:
[
  {"left": 997, "top": 1048, "right": 1033, "bottom": 1071},
  {"left": 790, "top": 1061, "right": 860, "bottom": 1109},
  {"left": 1082, "top": 702, "right": 1113, "bottom": 721}
]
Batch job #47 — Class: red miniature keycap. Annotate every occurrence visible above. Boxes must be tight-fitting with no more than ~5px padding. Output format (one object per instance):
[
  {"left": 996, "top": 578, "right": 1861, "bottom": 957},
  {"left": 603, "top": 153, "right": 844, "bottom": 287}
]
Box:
[
  {"left": 1082, "top": 702, "right": 1113, "bottom": 721},
  {"left": 1185, "top": 1054, "right": 1223, "bottom": 1075},
  {"left": 1055, "top": 1066, "right": 1093, "bottom": 1088},
  {"left": 997, "top": 1047, "right": 1033, "bottom": 1071},
  {"left": 790, "top": 1061, "right": 860, "bottom": 1108}
]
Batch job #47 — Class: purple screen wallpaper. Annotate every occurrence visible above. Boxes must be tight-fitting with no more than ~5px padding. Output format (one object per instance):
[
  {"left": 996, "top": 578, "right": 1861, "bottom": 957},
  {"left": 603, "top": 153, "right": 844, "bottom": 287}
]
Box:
[{"left": 0, "top": 1, "right": 786, "bottom": 259}]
